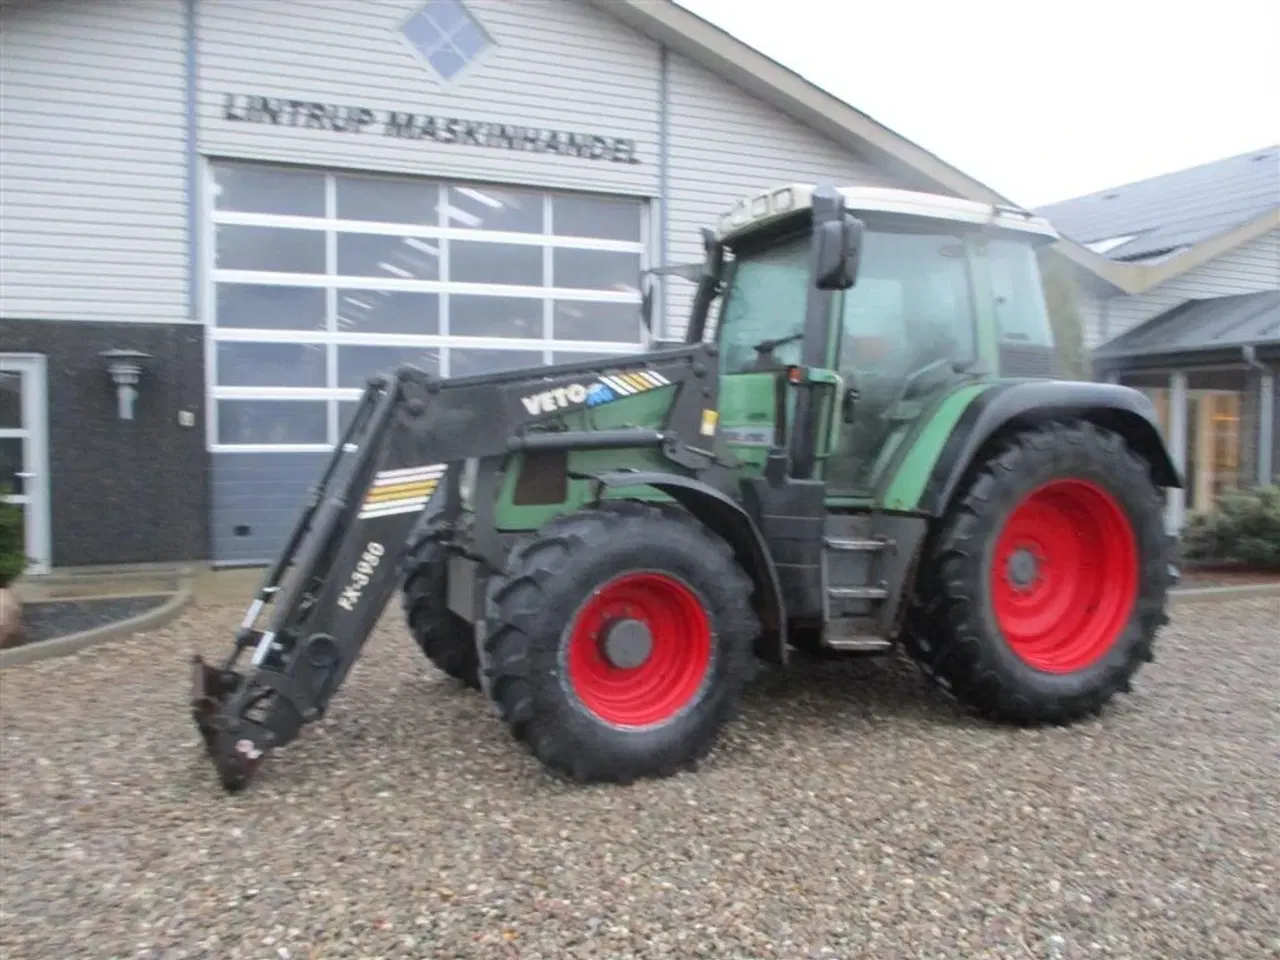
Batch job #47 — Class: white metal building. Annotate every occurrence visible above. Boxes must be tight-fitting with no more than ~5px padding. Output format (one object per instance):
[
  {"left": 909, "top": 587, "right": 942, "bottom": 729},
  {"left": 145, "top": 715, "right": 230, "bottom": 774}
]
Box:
[{"left": 1, "top": 0, "right": 1029, "bottom": 569}]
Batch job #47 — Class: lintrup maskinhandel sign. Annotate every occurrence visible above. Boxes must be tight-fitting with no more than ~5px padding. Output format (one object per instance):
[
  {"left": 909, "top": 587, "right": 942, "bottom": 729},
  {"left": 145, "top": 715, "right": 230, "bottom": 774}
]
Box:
[{"left": 221, "top": 93, "right": 643, "bottom": 165}]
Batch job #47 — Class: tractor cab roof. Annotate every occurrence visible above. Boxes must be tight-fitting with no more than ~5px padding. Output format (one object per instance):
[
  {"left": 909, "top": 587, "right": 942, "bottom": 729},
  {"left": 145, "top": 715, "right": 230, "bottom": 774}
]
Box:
[{"left": 716, "top": 184, "right": 1060, "bottom": 246}]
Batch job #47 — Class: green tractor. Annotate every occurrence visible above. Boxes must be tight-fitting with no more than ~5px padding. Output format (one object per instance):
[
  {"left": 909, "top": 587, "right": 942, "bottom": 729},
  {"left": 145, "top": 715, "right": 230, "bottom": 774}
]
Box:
[{"left": 192, "top": 183, "right": 1181, "bottom": 792}]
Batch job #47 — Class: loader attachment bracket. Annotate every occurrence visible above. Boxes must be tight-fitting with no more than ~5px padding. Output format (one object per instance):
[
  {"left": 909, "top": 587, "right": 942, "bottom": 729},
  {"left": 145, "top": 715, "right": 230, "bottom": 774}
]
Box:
[{"left": 191, "top": 655, "right": 269, "bottom": 792}]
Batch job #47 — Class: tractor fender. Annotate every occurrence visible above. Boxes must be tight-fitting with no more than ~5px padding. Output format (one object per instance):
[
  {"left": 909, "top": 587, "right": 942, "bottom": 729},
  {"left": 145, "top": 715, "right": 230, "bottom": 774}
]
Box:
[
  {"left": 592, "top": 471, "right": 788, "bottom": 662},
  {"left": 919, "top": 380, "right": 1184, "bottom": 517}
]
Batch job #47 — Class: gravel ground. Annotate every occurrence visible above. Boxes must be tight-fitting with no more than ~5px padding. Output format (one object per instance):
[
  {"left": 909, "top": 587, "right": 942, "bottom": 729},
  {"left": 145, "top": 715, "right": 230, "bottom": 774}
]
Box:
[
  {"left": 16, "top": 595, "right": 171, "bottom": 644},
  {"left": 1, "top": 595, "right": 1277, "bottom": 960}
]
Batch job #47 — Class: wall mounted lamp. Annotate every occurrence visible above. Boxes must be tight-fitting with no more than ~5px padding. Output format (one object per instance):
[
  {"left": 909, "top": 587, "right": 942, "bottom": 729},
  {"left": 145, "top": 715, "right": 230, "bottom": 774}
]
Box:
[{"left": 100, "top": 349, "right": 153, "bottom": 421}]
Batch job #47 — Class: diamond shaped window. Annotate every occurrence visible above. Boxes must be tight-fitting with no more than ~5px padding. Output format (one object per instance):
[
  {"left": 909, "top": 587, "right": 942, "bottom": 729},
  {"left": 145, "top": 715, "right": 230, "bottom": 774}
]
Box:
[{"left": 401, "top": 0, "right": 494, "bottom": 82}]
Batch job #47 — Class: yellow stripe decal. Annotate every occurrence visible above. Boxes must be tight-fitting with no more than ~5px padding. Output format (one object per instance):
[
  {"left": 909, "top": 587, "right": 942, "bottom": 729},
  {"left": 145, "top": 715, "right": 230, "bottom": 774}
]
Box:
[{"left": 365, "top": 479, "right": 437, "bottom": 503}]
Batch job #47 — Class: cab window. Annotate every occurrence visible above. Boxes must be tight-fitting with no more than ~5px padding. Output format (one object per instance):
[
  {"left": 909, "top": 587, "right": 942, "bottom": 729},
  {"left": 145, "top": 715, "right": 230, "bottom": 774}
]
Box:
[{"left": 987, "top": 237, "right": 1054, "bottom": 347}]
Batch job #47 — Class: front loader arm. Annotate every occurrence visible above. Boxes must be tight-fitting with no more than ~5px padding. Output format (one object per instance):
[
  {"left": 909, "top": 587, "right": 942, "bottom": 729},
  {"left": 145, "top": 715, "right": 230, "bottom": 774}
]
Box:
[
  {"left": 191, "top": 347, "right": 723, "bottom": 792},
  {"left": 191, "top": 368, "right": 461, "bottom": 791}
]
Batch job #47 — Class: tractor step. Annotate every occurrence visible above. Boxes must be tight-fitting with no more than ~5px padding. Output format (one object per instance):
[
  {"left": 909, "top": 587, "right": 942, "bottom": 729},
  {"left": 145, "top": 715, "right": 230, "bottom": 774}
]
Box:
[
  {"left": 827, "top": 585, "right": 888, "bottom": 601},
  {"left": 822, "top": 516, "right": 892, "bottom": 621},
  {"left": 822, "top": 616, "right": 893, "bottom": 652},
  {"left": 823, "top": 537, "right": 887, "bottom": 552},
  {"left": 824, "top": 635, "right": 893, "bottom": 652}
]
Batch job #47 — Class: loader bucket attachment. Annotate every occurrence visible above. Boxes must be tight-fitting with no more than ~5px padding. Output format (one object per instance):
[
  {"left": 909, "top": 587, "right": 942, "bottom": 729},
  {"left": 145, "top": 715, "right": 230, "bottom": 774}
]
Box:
[{"left": 190, "top": 655, "right": 264, "bottom": 792}]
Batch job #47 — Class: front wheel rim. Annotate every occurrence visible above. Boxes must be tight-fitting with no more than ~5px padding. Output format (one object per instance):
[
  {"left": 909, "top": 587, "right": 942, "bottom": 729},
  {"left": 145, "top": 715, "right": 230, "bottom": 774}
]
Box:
[
  {"left": 990, "top": 478, "right": 1139, "bottom": 673},
  {"left": 566, "top": 572, "right": 713, "bottom": 727}
]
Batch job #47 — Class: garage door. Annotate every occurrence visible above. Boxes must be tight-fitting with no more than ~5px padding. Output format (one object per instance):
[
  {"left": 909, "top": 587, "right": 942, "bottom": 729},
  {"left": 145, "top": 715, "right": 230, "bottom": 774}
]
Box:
[{"left": 206, "top": 159, "right": 649, "bottom": 563}]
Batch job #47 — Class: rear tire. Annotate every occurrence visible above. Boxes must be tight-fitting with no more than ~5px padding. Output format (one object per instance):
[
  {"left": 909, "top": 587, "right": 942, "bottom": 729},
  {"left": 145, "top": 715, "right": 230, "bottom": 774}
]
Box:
[
  {"left": 480, "top": 501, "right": 760, "bottom": 783},
  {"left": 902, "top": 420, "right": 1174, "bottom": 724},
  {"left": 401, "top": 538, "right": 480, "bottom": 690}
]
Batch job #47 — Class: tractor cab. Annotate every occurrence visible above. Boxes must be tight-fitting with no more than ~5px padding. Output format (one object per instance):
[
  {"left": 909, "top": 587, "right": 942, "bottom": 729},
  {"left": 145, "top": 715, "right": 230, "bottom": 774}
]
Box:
[{"left": 671, "top": 184, "right": 1062, "bottom": 497}]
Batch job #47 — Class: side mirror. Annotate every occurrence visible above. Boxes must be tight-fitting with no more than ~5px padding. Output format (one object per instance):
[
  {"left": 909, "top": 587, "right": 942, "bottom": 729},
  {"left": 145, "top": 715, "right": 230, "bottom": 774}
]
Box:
[{"left": 815, "top": 213, "right": 864, "bottom": 290}]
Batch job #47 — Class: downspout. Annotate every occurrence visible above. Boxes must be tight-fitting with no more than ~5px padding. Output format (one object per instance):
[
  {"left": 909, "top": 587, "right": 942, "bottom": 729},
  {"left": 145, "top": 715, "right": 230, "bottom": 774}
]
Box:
[
  {"left": 1166, "top": 370, "right": 1188, "bottom": 535},
  {"left": 1242, "top": 345, "right": 1274, "bottom": 487},
  {"left": 184, "top": 0, "right": 210, "bottom": 561},
  {"left": 185, "top": 0, "right": 199, "bottom": 326},
  {"left": 658, "top": 44, "right": 671, "bottom": 340}
]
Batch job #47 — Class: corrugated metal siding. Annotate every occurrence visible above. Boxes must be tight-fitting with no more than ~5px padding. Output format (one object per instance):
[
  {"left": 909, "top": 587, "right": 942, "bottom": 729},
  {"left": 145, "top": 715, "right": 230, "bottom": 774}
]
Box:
[
  {"left": 662, "top": 51, "right": 907, "bottom": 336},
  {"left": 196, "top": 0, "right": 660, "bottom": 197},
  {"left": 0, "top": 0, "right": 188, "bottom": 323},
  {"left": 210, "top": 452, "right": 332, "bottom": 564},
  {"left": 1088, "top": 228, "right": 1280, "bottom": 346}
]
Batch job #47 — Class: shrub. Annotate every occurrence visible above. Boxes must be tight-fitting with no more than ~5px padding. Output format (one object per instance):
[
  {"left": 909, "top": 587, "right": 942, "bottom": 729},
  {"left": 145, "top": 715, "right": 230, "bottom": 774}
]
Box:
[
  {"left": 0, "top": 490, "right": 26, "bottom": 588},
  {"left": 1180, "top": 484, "right": 1280, "bottom": 571}
]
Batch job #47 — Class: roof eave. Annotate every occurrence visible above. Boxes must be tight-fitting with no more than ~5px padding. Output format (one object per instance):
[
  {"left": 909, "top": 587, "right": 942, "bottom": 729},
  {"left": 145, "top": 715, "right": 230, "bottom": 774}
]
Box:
[
  {"left": 586, "top": 0, "right": 1013, "bottom": 203},
  {"left": 1051, "top": 207, "right": 1280, "bottom": 295},
  {"left": 1094, "top": 342, "right": 1280, "bottom": 370},
  {"left": 1121, "top": 208, "right": 1280, "bottom": 292}
]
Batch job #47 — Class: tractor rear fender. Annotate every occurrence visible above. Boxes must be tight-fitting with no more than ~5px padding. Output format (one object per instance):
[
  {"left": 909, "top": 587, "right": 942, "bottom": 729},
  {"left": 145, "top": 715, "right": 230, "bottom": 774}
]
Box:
[
  {"left": 592, "top": 472, "right": 788, "bottom": 664},
  {"left": 919, "top": 380, "right": 1184, "bottom": 518}
]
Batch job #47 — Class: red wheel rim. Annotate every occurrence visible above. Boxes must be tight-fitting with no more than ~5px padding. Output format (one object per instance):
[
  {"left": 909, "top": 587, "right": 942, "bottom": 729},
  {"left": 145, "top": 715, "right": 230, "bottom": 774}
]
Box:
[
  {"left": 565, "top": 572, "right": 713, "bottom": 727},
  {"left": 990, "top": 478, "right": 1139, "bottom": 674}
]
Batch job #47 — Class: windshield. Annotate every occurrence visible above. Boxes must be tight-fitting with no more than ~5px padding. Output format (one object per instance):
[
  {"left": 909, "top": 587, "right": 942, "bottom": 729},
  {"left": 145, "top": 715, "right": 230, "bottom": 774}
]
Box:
[{"left": 715, "top": 235, "right": 811, "bottom": 375}]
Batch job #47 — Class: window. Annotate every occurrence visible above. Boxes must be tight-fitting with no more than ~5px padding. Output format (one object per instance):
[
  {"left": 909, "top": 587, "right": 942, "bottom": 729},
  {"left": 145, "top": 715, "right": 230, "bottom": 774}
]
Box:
[
  {"left": 987, "top": 238, "right": 1054, "bottom": 347},
  {"left": 207, "top": 160, "right": 648, "bottom": 450},
  {"left": 832, "top": 229, "right": 978, "bottom": 492},
  {"left": 217, "top": 401, "right": 328, "bottom": 445},
  {"left": 716, "top": 236, "right": 812, "bottom": 375},
  {"left": 400, "top": 0, "right": 494, "bottom": 82}
]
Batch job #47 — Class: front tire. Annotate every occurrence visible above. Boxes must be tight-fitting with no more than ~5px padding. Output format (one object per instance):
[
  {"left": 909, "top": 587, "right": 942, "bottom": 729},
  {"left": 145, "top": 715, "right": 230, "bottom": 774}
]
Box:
[
  {"left": 902, "top": 420, "right": 1174, "bottom": 724},
  {"left": 481, "top": 501, "right": 760, "bottom": 783},
  {"left": 401, "top": 538, "right": 480, "bottom": 690}
]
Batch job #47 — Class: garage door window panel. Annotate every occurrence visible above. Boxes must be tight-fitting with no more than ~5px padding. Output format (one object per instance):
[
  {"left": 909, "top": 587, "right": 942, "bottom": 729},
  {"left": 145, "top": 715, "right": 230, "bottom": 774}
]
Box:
[
  {"left": 450, "top": 348, "right": 546, "bottom": 378},
  {"left": 445, "top": 185, "right": 543, "bottom": 233},
  {"left": 336, "top": 290, "right": 440, "bottom": 336},
  {"left": 553, "top": 248, "right": 641, "bottom": 293},
  {"left": 451, "top": 295, "right": 543, "bottom": 339},
  {"left": 451, "top": 240, "right": 543, "bottom": 287},
  {"left": 217, "top": 400, "right": 329, "bottom": 445},
  {"left": 336, "top": 174, "right": 440, "bottom": 226},
  {"left": 216, "top": 225, "right": 326, "bottom": 275},
  {"left": 216, "top": 284, "right": 327, "bottom": 331},
  {"left": 217, "top": 342, "right": 327, "bottom": 389},
  {"left": 553, "top": 300, "right": 641, "bottom": 343},
  {"left": 338, "top": 345, "right": 441, "bottom": 388},
  {"left": 337, "top": 233, "right": 441, "bottom": 280},
  {"left": 551, "top": 193, "right": 642, "bottom": 242},
  {"left": 213, "top": 163, "right": 325, "bottom": 218}
]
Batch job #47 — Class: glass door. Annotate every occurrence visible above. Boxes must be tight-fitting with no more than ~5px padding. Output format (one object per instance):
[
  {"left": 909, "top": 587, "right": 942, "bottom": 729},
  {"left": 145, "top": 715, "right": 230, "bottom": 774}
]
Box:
[{"left": 0, "top": 355, "right": 51, "bottom": 575}]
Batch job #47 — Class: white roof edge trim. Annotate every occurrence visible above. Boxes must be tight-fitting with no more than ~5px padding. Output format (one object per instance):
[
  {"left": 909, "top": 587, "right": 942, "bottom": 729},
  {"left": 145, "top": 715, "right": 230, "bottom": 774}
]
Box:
[{"left": 716, "top": 184, "right": 1061, "bottom": 244}]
